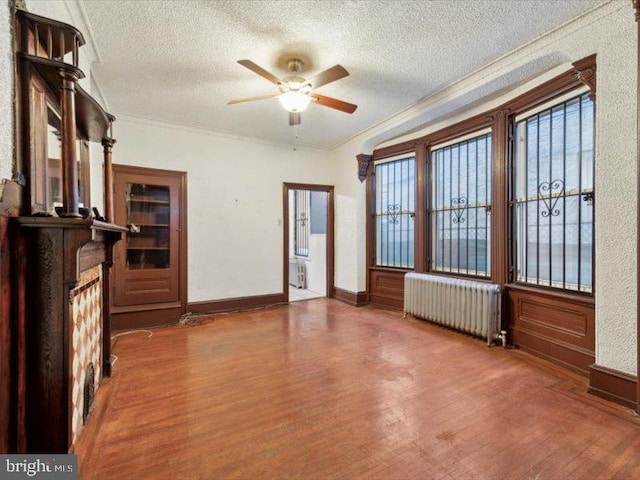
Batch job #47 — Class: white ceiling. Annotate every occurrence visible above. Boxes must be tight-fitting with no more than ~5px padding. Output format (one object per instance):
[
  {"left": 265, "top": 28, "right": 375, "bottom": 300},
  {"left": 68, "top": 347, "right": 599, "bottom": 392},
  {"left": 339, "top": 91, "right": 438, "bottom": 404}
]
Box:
[{"left": 82, "top": 0, "right": 607, "bottom": 149}]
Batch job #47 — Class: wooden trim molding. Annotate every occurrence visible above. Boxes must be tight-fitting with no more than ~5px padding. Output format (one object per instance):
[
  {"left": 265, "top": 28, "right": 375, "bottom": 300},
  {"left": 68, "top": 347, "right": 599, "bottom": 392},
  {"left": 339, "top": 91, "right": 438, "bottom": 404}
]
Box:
[
  {"left": 333, "top": 287, "right": 367, "bottom": 307},
  {"left": 282, "top": 183, "right": 335, "bottom": 303},
  {"left": 422, "top": 109, "right": 494, "bottom": 147},
  {"left": 588, "top": 364, "right": 638, "bottom": 409},
  {"left": 356, "top": 154, "right": 372, "bottom": 183},
  {"left": 372, "top": 139, "right": 417, "bottom": 160},
  {"left": 506, "top": 58, "right": 590, "bottom": 115},
  {"left": 188, "top": 293, "right": 286, "bottom": 315},
  {"left": 572, "top": 54, "right": 597, "bottom": 101}
]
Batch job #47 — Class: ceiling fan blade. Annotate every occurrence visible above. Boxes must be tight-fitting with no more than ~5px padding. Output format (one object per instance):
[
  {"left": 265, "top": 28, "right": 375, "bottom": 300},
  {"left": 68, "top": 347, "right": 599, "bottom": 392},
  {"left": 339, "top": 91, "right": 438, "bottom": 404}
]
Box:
[
  {"left": 227, "top": 93, "right": 280, "bottom": 105},
  {"left": 311, "top": 93, "right": 358, "bottom": 114},
  {"left": 289, "top": 112, "right": 301, "bottom": 126},
  {"left": 306, "top": 65, "right": 349, "bottom": 89},
  {"left": 237, "top": 59, "right": 281, "bottom": 85}
]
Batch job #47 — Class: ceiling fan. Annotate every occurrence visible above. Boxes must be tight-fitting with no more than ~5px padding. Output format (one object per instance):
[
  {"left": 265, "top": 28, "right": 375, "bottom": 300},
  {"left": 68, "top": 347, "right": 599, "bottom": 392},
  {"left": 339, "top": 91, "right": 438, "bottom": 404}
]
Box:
[{"left": 228, "top": 58, "right": 357, "bottom": 126}]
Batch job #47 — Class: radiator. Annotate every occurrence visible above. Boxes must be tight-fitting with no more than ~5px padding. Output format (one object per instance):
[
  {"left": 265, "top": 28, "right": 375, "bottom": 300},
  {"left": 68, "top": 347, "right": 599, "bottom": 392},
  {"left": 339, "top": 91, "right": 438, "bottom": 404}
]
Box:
[
  {"left": 404, "top": 272, "right": 501, "bottom": 345},
  {"left": 289, "top": 260, "right": 306, "bottom": 289}
]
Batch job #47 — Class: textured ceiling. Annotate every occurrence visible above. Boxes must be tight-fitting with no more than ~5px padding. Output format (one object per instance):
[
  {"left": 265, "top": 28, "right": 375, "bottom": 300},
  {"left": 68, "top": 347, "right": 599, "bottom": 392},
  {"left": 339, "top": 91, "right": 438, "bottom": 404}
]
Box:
[{"left": 82, "top": 0, "right": 607, "bottom": 149}]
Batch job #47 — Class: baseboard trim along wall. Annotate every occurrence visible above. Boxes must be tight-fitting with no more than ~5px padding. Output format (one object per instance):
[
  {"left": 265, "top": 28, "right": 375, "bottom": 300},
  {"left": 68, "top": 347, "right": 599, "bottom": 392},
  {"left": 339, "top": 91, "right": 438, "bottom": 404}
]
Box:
[
  {"left": 333, "top": 287, "right": 368, "bottom": 307},
  {"left": 188, "top": 293, "right": 286, "bottom": 315},
  {"left": 588, "top": 364, "right": 638, "bottom": 409}
]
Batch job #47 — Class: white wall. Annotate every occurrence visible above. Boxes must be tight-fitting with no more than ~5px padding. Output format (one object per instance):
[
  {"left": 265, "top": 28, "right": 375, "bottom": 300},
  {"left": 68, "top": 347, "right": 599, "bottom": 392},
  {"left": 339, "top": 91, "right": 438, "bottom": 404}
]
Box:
[
  {"left": 0, "top": 1, "right": 13, "bottom": 182},
  {"left": 113, "top": 115, "right": 333, "bottom": 302},
  {"left": 331, "top": 2, "right": 638, "bottom": 376},
  {"left": 306, "top": 234, "right": 326, "bottom": 295}
]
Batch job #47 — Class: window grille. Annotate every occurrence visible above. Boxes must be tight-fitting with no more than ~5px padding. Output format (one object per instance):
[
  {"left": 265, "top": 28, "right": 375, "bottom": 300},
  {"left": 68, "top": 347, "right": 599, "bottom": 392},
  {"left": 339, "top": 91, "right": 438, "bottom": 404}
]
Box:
[
  {"left": 294, "top": 190, "right": 309, "bottom": 257},
  {"left": 512, "top": 91, "right": 595, "bottom": 293},
  {"left": 431, "top": 132, "right": 492, "bottom": 277},
  {"left": 375, "top": 156, "right": 416, "bottom": 268}
]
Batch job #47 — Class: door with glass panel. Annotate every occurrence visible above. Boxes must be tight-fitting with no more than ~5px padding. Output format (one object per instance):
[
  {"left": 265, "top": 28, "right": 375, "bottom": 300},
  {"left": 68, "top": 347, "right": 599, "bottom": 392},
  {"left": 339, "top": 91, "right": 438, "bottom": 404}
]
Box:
[{"left": 113, "top": 165, "right": 186, "bottom": 310}]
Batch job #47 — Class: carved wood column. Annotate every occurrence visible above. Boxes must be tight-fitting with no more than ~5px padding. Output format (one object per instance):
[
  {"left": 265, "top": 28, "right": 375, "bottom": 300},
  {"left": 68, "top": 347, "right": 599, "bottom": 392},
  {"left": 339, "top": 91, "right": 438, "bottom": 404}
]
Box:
[
  {"left": 415, "top": 140, "right": 428, "bottom": 273},
  {"left": 102, "top": 137, "right": 116, "bottom": 223},
  {"left": 360, "top": 153, "right": 374, "bottom": 304},
  {"left": 633, "top": 0, "right": 640, "bottom": 415},
  {"left": 59, "top": 70, "right": 81, "bottom": 218},
  {"left": 490, "top": 109, "right": 510, "bottom": 289}
]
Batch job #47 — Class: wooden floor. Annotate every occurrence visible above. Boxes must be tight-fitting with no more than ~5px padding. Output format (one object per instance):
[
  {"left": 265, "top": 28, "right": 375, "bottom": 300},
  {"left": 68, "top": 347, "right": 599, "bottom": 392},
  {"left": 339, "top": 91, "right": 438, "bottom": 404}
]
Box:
[{"left": 76, "top": 299, "right": 640, "bottom": 479}]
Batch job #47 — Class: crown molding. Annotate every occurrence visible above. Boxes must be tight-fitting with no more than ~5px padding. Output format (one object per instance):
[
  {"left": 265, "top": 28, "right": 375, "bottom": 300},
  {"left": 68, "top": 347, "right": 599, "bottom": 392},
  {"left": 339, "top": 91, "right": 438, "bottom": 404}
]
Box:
[
  {"left": 62, "top": 0, "right": 103, "bottom": 65},
  {"left": 330, "top": 0, "right": 621, "bottom": 153},
  {"left": 116, "top": 113, "right": 331, "bottom": 153}
]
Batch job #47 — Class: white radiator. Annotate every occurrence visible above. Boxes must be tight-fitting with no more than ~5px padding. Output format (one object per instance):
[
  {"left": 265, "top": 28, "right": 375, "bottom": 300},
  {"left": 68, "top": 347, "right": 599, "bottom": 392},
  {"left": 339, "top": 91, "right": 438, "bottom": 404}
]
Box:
[
  {"left": 289, "top": 260, "right": 306, "bottom": 289},
  {"left": 404, "top": 272, "right": 501, "bottom": 345}
]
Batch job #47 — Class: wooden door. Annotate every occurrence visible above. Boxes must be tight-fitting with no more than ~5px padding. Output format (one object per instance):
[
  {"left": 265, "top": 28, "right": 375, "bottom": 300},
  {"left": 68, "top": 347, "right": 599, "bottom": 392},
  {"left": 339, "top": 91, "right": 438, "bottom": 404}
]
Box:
[{"left": 113, "top": 165, "right": 186, "bottom": 314}]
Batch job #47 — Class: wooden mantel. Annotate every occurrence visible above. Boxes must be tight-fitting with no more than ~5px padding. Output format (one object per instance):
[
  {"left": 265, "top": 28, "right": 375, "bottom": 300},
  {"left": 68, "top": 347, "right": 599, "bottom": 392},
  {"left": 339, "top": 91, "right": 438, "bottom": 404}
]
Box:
[{"left": 14, "top": 218, "right": 125, "bottom": 453}]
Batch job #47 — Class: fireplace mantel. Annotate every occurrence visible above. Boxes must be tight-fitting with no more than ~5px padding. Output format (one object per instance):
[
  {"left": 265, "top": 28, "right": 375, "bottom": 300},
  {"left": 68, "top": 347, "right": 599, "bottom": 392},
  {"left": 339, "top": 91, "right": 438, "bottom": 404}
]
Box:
[{"left": 14, "top": 217, "right": 125, "bottom": 452}]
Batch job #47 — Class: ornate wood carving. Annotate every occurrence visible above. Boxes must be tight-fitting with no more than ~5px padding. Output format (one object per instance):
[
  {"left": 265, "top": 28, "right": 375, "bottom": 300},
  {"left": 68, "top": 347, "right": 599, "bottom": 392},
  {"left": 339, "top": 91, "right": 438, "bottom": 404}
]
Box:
[
  {"left": 15, "top": 218, "right": 124, "bottom": 453},
  {"left": 356, "top": 154, "right": 372, "bottom": 182},
  {"left": 572, "top": 54, "right": 597, "bottom": 102},
  {"left": 102, "top": 137, "right": 116, "bottom": 223},
  {"left": 59, "top": 70, "right": 81, "bottom": 218}
]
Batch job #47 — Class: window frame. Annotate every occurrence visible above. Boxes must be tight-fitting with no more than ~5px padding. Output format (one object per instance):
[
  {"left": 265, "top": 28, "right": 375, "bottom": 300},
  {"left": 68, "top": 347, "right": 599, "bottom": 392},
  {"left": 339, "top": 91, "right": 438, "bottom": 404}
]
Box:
[
  {"left": 428, "top": 128, "right": 494, "bottom": 280},
  {"left": 293, "top": 189, "right": 310, "bottom": 258},
  {"left": 372, "top": 152, "right": 417, "bottom": 270},
  {"left": 509, "top": 87, "right": 595, "bottom": 295},
  {"left": 365, "top": 54, "right": 596, "bottom": 301}
]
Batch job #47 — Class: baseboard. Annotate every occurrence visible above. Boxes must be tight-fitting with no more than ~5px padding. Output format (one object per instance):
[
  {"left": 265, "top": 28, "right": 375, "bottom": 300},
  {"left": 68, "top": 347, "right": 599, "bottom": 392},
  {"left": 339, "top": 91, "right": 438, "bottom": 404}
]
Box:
[
  {"left": 188, "top": 293, "right": 286, "bottom": 315},
  {"left": 333, "top": 287, "right": 367, "bottom": 307},
  {"left": 112, "top": 306, "right": 183, "bottom": 331},
  {"left": 588, "top": 364, "right": 637, "bottom": 409}
]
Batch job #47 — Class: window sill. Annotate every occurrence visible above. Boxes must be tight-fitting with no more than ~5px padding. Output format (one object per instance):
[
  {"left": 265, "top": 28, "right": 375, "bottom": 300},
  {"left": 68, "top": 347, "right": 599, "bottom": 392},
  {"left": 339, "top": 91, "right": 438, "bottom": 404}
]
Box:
[
  {"left": 506, "top": 283, "right": 594, "bottom": 305},
  {"left": 370, "top": 265, "right": 413, "bottom": 273}
]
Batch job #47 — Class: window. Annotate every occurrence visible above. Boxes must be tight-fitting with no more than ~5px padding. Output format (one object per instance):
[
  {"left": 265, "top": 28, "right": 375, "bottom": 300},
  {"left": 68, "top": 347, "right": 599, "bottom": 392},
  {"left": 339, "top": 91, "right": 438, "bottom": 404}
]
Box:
[
  {"left": 294, "top": 190, "right": 309, "bottom": 257},
  {"left": 431, "top": 131, "right": 492, "bottom": 277},
  {"left": 375, "top": 155, "right": 416, "bottom": 268},
  {"left": 512, "top": 90, "right": 595, "bottom": 293}
]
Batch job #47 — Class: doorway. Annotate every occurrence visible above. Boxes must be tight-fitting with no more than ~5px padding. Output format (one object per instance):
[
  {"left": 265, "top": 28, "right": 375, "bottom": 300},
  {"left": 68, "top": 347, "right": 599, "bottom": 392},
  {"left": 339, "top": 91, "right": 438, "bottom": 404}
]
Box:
[{"left": 283, "top": 183, "right": 334, "bottom": 303}]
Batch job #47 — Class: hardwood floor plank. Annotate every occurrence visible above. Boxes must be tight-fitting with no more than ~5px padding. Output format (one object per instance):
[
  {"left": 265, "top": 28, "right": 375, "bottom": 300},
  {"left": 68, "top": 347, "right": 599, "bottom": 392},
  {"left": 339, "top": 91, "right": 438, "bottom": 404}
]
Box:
[{"left": 75, "top": 299, "right": 640, "bottom": 479}]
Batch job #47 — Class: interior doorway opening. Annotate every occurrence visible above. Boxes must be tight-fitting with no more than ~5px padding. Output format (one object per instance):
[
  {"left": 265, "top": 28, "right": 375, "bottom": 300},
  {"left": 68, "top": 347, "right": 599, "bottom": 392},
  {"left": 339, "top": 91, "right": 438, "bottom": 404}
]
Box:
[{"left": 283, "top": 183, "right": 334, "bottom": 303}]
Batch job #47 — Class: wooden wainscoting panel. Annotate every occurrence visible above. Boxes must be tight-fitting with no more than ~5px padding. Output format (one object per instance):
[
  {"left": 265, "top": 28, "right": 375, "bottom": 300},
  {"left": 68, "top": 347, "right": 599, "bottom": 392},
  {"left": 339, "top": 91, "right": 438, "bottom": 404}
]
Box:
[
  {"left": 368, "top": 268, "right": 406, "bottom": 311},
  {"left": 507, "top": 285, "right": 594, "bottom": 375},
  {"left": 333, "top": 287, "right": 367, "bottom": 307},
  {"left": 519, "top": 299, "right": 588, "bottom": 337},
  {"left": 589, "top": 364, "right": 638, "bottom": 409}
]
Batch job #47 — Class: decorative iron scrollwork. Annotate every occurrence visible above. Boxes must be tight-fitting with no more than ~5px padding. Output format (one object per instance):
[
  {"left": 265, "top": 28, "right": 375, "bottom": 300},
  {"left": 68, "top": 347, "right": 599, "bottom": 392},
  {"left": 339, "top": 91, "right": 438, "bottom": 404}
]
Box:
[
  {"left": 582, "top": 192, "right": 594, "bottom": 206},
  {"left": 538, "top": 179, "right": 564, "bottom": 217},
  {"left": 387, "top": 204, "right": 401, "bottom": 224},
  {"left": 451, "top": 196, "right": 468, "bottom": 224},
  {"left": 296, "top": 211, "right": 307, "bottom": 227}
]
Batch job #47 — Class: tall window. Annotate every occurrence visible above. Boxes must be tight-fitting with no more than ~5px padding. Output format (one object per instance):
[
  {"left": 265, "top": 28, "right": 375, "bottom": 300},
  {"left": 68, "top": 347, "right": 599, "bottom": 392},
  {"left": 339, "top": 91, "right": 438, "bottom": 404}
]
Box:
[
  {"left": 375, "top": 155, "right": 416, "bottom": 268},
  {"left": 431, "top": 131, "right": 492, "bottom": 277},
  {"left": 512, "top": 90, "right": 595, "bottom": 293},
  {"left": 294, "top": 190, "right": 309, "bottom": 257}
]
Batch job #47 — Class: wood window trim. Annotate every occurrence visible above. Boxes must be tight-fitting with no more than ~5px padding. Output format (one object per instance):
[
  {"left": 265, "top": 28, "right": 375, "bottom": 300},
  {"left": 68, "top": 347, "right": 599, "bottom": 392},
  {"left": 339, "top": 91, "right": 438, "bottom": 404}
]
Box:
[
  {"left": 370, "top": 155, "right": 416, "bottom": 270},
  {"left": 427, "top": 127, "right": 494, "bottom": 281},
  {"left": 364, "top": 54, "right": 597, "bottom": 306}
]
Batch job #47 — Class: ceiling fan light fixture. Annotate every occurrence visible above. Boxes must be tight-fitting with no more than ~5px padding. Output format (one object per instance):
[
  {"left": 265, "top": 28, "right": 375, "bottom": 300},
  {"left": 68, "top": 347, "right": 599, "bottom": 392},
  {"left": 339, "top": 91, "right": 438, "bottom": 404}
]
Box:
[{"left": 278, "top": 91, "right": 311, "bottom": 112}]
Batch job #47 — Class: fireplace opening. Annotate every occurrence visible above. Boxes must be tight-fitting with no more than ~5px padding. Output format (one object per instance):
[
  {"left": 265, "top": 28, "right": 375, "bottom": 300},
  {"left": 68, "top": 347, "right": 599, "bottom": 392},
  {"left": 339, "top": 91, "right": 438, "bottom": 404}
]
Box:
[{"left": 83, "top": 363, "right": 95, "bottom": 425}]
